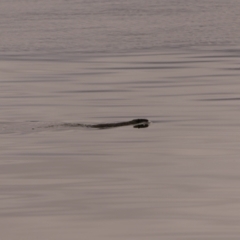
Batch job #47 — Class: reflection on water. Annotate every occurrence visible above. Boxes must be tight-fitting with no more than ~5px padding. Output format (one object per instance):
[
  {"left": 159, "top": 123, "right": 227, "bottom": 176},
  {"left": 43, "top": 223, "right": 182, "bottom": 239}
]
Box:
[{"left": 1, "top": 49, "right": 240, "bottom": 239}]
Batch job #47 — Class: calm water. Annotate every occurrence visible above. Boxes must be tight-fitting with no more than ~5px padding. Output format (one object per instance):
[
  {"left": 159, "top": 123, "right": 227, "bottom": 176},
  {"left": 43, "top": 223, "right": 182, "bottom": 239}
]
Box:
[{"left": 1, "top": 1, "right": 240, "bottom": 240}]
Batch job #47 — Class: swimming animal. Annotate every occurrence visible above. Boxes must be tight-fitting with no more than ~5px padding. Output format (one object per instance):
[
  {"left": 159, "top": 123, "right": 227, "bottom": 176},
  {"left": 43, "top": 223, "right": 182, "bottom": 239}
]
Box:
[
  {"left": 88, "top": 118, "right": 150, "bottom": 129},
  {"left": 62, "top": 119, "right": 150, "bottom": 129}
]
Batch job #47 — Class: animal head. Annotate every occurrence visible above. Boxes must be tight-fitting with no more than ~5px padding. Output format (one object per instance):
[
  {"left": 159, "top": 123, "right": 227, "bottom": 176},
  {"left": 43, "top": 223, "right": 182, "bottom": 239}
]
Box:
[{"left": 132, "top": 119, "right": 149, "bottom": 128}]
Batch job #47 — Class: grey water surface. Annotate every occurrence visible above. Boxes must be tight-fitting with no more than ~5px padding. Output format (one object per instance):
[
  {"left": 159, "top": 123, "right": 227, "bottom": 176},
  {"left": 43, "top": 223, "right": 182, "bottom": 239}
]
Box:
[{"left": 1, "top": 1, "right": 240, "bottom": 240}]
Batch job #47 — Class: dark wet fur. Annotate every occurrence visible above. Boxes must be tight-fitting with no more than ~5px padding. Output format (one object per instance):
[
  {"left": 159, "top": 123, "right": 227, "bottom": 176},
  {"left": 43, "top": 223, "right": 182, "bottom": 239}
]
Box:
[{"left": 89, "top": 119, "right": 149, "bottom": 129}]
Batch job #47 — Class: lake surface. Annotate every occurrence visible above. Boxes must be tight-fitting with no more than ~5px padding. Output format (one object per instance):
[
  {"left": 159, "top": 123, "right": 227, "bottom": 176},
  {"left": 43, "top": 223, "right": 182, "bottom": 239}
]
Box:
[{"left": 1, "top": 1, "right": 240, "bottom": 240}]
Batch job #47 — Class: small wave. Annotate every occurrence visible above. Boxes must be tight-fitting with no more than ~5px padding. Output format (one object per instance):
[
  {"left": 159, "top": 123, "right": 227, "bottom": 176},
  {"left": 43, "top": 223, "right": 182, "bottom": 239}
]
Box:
[{"left": 0, "top": 119, "right": 150, "bottom": 134}]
